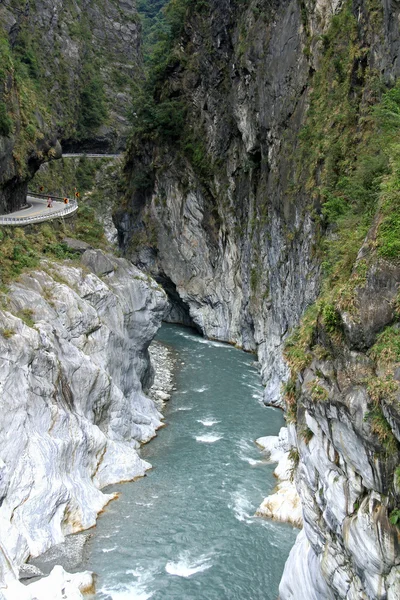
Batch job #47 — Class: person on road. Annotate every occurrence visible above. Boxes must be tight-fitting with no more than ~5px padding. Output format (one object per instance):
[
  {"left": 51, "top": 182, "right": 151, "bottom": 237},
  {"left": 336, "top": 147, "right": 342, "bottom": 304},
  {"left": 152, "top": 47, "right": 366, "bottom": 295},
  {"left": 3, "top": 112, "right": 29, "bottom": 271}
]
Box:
[{"left": 47, "top": 197, "right": 52, "bottom": 208}]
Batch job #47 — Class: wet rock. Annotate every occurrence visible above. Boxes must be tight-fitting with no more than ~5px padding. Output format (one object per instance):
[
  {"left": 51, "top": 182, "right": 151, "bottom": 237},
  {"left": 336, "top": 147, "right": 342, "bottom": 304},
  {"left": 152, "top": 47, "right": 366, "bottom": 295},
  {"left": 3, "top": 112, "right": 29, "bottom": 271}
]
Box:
[
  {"left": 2, "top": 566, "right": 94, "bottom": 600},
  {"left": 256, "top": 428, "right": 303, "bottom": 528}
]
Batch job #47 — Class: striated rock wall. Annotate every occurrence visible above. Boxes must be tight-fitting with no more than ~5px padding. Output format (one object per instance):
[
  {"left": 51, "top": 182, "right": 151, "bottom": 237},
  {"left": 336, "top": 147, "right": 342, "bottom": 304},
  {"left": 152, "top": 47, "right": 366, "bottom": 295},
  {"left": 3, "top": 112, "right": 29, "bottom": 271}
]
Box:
[
  {"left": 280, "top": 236, "right": 400, "bottom": 599},
  {"left": 118, "top": 0, "right": 323, "bottom": 405},
  {"left": 118, "top": 0, "right": 399, "bottom": 406},
  {"left": 118, "top": 0, "right": 400, "bottom": 598},
  {"left": 0, "top": 250, "right": 167, "bottom": 595}
]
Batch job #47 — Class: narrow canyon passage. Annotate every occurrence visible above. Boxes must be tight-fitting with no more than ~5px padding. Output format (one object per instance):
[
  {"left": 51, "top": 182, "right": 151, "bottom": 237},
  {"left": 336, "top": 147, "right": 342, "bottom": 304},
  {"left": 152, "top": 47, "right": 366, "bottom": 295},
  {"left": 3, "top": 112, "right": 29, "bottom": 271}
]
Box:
[{"left": 83, "top": 324, "right": 297, "bottom": 599}]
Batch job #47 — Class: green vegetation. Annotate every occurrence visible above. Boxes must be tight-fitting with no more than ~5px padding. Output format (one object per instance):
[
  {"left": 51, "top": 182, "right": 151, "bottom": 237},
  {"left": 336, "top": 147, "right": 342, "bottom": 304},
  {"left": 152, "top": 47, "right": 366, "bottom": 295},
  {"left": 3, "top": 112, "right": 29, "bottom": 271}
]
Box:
[
  {"left": 0, "top": 26, "right": 52, "bottom": 172},
  {"left": 32, "top": 156, "right": 101, "bottom": 198},
  {"left": 284, "top": 303, "right": 318, "bottom": 373},
  {"left": 321, "top": 302, "right": 341, "bottom": 333},
  {"left": 282, "top": 376, "right": 299, "bottom": 424},
  {"left": 30, "top": 155, "right": 120, "bottom": 248},
  {"left": 394, "top": 466, "right": 400, "bottom": 492},
  {"left": 130, "top": 88, "right": 186, "bottom": 143},
  {"left": 389, "top": 507, "right": 400, "bottom": 528},
  {"left": 77, "top": 65, "right": 108, "bottom": 138},
  {"left": 128, "top": 0, "right": 213, "bottom": 183},
  {"left": 301, "top": 426, "right": 314, "bottom": 444},
  {"left": 369, "top": 325, "right": 400, "bottom": 367},
  {"left": 0, "top": 226, "right": 80, "bottom": 284},
  {"left": 73, "top": 204, "right": 107, "bottom": 246},
  {"left": 288, "top": 447, "right": 300, "bottom": 481},
  {"left": 0, "top": 198, "right": 108, "bottom": 286},
  {"left": 282, "top": 3, "right": 400, "bottom": 340},
  {"left": 0, "top": 0, "right": 119, "bottom": 161},
  {"left": 17, "top": 308, "right": 35, "bottom": 328},
  {"left": 316, "top": 77, "right": 400, "bottom": 269},
  {"left": 307, "top": 379, "right": 329, "bottom": 402},
  {"left": 365, "top": 406, "right": 399, "bottom": 454},
  {"left": 0, "top": 101, "right": 13, "bottom": 136},
  {"left": 137, "top": 0, "right": 170, "bottom": 62},
  {"left": 281, "top": 4, "right": 400, "bottom": 468},
  {"left": 1, "top": 328, "right": 15, "bottom": 339},
  {"left": 366, "top": 375, "right": 399, "bottom": 406},
  {"left": 289, "top": 3, "right": 400, "bottom": 299}
]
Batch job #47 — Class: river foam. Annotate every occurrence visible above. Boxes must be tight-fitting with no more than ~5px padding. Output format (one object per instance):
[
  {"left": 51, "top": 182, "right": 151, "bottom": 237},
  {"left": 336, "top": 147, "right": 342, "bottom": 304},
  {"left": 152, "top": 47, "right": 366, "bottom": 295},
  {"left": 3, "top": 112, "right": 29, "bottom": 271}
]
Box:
[
  {"left": 197, "top": 418, "right": 220, "bottom": 427},
  {"left": 194, "top": 433, "right": 223, "bottom": 443},
  {"left": 165, "top": 553, "right": 213, "bottom": 578},
  {"left": 229, "top": 488, "right": 254, "bottom": 523},
  {"left": 80, "top": 324, "right": 297, "bottom": 599},
  {"left": 236, "top": 438, "right": 264, "bottom": 466}
]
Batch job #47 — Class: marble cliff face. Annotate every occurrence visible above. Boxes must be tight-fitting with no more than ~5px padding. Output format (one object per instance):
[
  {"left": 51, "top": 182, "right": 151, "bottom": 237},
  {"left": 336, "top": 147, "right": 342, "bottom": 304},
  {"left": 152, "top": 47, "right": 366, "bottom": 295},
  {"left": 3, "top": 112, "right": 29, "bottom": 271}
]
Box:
[
  {"left": 118, "top": 0, "right": 400, "bottom": 597},
  {"left": 0, "top": 250, "right": 167, "bottom": 597},
  {"left": 0, "top": 0, "right": 399, "bottom": 597}
]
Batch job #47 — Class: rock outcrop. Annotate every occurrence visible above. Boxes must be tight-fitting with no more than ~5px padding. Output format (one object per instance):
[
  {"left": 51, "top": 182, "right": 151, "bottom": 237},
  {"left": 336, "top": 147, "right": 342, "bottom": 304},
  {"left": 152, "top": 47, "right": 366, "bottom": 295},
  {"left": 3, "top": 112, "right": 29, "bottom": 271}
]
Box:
[
  {"left": 255, "top": 427, "right": 302, "bottom": 528},
  {"left": 118, "top": 0, "right": 400, "bottom": 398},
  {"left": 0, "top": 250, "right": 167, "bottom": 596},
  {"left": 118, "top": 0, "right": 400, "bottom": 598},
  {"left": 2, "top": 566, "right": 94, "bottom": 600},
  {"left": 280, "top": 243, "right": 400, "bottom": 599}
]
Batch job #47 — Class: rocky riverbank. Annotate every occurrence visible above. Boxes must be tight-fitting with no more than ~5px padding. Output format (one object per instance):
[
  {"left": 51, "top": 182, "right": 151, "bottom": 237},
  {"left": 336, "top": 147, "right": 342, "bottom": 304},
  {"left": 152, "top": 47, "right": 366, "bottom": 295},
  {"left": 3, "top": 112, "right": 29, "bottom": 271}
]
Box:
[
  {"left": 0, "top": 250, "right": 168, "bottom": 599},
  {"left": 148, "top": 340, "right": 177, "bottom": 410},
  {"left": 256, "top": 428, "right": 302, "bottom": 529}
]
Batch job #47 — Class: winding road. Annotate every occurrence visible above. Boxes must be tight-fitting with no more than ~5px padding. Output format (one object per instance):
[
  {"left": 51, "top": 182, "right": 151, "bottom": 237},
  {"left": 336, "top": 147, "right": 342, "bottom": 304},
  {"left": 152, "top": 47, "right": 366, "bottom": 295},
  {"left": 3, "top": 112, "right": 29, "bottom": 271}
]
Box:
[
  {"left": 0, "top": 153, "right": 122, "bottom": 226},
  {"left": 0, "top": 195, "right": 78, "bottom": 226},
  {"left": 17, "top": 196, "right": 67, "bottom": 219}
]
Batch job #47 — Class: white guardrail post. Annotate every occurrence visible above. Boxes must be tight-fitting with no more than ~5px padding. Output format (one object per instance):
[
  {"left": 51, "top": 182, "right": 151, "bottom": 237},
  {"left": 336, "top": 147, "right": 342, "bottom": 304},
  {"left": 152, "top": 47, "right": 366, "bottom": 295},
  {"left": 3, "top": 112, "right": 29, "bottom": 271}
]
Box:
[{"left": 0, "top": 195, "right": 78, "bottom": 226}]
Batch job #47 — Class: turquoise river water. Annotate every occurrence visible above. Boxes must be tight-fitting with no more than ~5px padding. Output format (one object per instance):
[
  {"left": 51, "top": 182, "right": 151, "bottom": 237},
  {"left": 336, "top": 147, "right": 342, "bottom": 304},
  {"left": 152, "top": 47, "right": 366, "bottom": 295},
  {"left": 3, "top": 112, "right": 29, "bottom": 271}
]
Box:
[{"left": 84, "top": 324, "right": 298, "bottom": 600}]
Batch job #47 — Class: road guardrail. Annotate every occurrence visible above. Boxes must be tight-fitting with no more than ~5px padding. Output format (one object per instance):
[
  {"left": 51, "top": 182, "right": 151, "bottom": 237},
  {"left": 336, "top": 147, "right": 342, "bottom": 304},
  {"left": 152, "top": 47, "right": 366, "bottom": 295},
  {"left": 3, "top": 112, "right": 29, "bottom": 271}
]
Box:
[{"left": 0, "top": 195, "right": 78, "bottom": 226}]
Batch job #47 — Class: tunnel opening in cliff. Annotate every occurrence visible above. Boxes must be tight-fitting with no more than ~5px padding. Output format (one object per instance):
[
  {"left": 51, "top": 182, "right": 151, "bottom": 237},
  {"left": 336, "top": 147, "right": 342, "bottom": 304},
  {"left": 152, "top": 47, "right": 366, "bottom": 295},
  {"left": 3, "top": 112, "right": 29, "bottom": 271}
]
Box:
[
  {"left": 61, "top": 137, "right": 118, "bottom": 155},
  {"left": 157, "top": 275, "right": 201, "bottom": 333}
]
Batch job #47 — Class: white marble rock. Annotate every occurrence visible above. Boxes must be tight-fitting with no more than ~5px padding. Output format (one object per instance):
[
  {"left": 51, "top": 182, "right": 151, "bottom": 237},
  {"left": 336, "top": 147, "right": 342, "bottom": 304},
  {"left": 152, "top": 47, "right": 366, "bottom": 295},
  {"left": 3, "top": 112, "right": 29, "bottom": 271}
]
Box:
[{"left": 0, "top": 252, "right": 168, "bottom": 596}]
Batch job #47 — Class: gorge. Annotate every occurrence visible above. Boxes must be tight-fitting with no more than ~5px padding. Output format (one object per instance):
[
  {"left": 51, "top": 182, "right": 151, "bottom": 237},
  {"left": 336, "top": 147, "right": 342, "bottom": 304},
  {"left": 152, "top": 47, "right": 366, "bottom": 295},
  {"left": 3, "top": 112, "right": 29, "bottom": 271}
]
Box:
[
  {"left": 79, "top": 324, "right": 298, "bottom": 600},
  {"left": 0, "top": 0, "right": 400, "bottom": 599}
]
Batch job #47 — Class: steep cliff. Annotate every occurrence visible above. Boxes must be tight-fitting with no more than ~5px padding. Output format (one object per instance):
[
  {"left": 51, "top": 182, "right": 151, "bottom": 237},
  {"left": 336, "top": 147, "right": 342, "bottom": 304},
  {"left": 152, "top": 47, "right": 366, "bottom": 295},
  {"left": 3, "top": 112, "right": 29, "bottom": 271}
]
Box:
[
  {"left": 0, "top": 0, "right": 141, "bottom": 214},
  {"left": 118, "top": 0, "right": 400, "bottom": 597},
  {"left": 0, "top": 249, "right": 167, "bottom": 597}
]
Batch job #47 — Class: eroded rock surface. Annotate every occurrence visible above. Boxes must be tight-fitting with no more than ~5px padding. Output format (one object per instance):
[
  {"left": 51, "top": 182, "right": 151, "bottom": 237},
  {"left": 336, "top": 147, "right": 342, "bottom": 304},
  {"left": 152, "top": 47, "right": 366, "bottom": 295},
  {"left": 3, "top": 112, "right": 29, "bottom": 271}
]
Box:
[
  {"left": 0, "top": 251, "right": 167, "bottom": 596},
  {"left": 118, "top": 1, "right": 400, "bottom": 598},
  {"left": 256, "top": 427, "right": 302, "bottom": 528},
  {"left": 281, "top": 245, "right": 400, "bottom": 599}
]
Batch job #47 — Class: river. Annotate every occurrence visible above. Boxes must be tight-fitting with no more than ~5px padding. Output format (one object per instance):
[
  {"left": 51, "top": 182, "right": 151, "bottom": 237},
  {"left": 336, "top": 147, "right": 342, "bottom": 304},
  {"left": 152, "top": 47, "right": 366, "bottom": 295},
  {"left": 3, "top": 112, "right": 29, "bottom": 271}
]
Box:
[{"left": 84, "top": 324, "right": 298, "bottom": 599}]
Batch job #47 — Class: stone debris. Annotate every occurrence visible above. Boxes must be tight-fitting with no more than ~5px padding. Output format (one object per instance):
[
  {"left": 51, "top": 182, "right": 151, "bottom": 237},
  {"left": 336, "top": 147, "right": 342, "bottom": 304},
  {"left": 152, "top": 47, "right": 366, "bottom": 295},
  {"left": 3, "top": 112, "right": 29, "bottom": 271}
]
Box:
[
  {"left": 62, "top": 237, "right": 92, "bottom": 254},
  {"left": 148, "top": 340, "right": 177, "bottom": 410}
]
